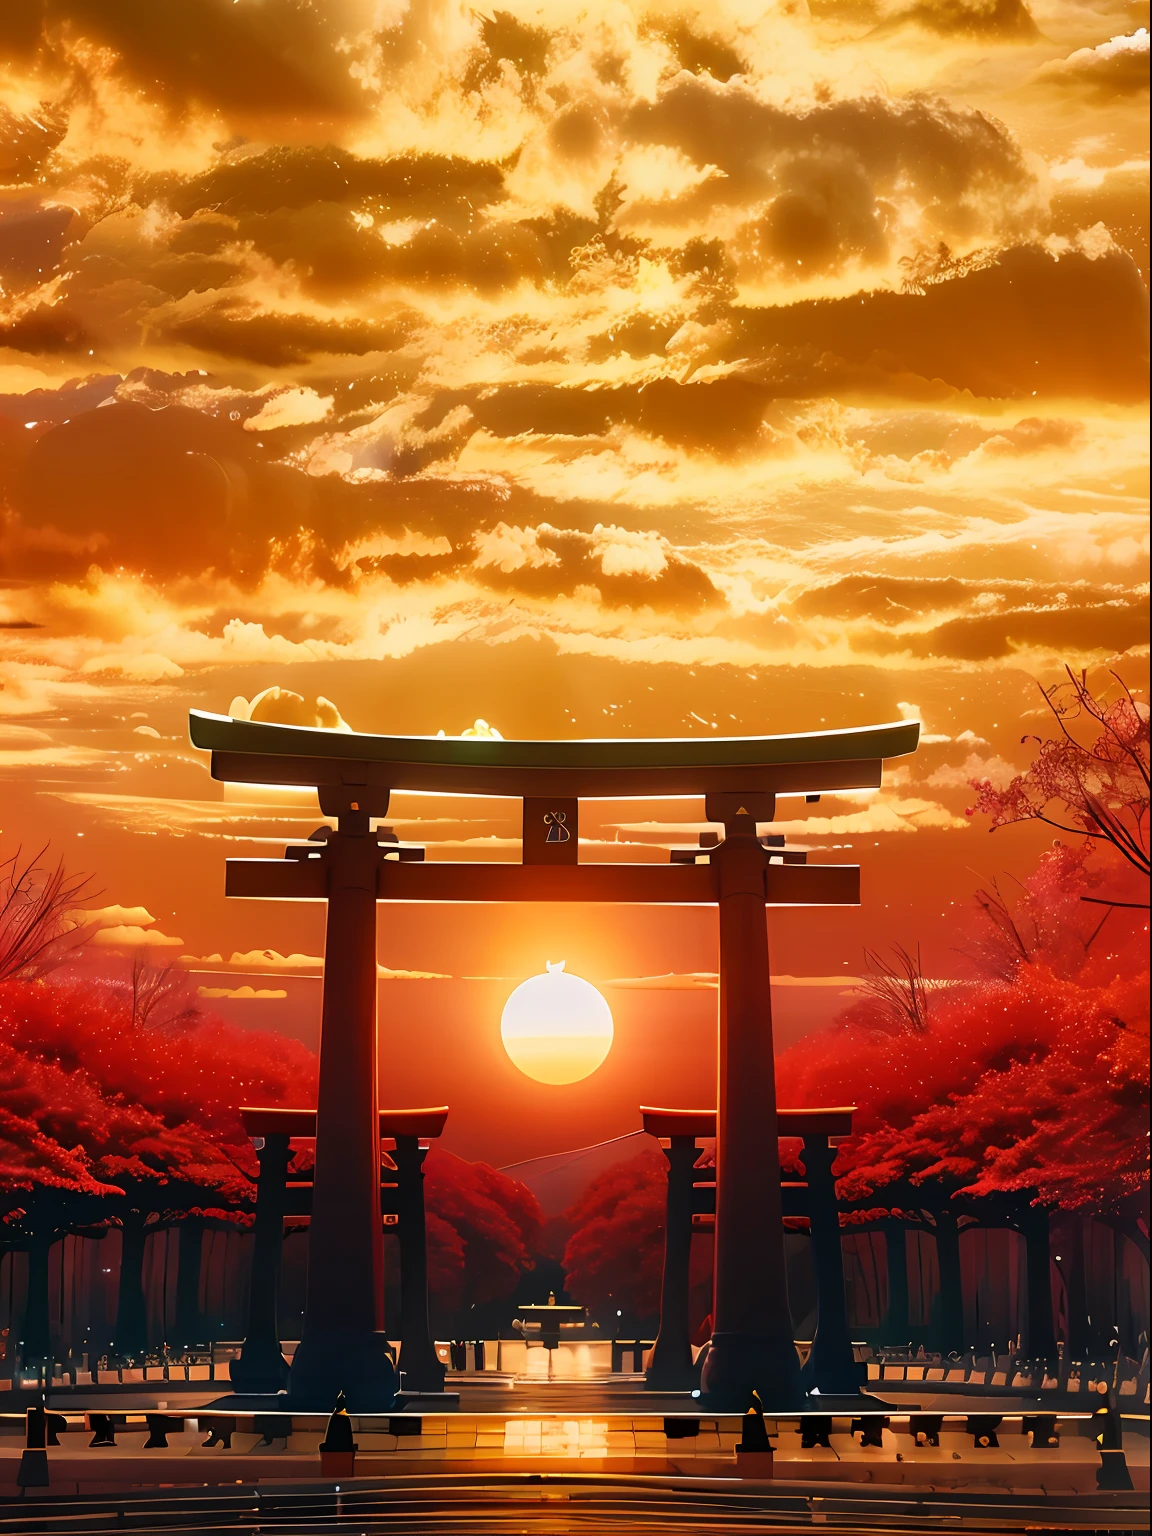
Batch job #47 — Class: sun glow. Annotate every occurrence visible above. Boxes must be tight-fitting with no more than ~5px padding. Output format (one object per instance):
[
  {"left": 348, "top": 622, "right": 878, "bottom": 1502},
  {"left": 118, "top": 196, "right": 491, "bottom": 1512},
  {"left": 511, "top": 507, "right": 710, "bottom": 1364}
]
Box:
[{"left": 500, "top": 961, "right": 614, "bottom": 1086}]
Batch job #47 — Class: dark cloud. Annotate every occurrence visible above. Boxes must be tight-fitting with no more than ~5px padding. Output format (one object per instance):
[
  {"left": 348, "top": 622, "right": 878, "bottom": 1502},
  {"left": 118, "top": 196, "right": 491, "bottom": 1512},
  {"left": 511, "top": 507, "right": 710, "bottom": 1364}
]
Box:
[
  {"left": 148, "top": 147, "right": 506, "bottom": 222},
  {"left": 398, "top": 246, "right": 1145, "bottom": 466},
  {"left": 235, "top": 205, "right": 553, "bottom": 302},
  {"left": 361, "top": 524, "right": 721, "bottom": 613},
  {"left": 0, "top": 300, "right": 91, "bottom": 355},
  {"left": 867, "top": 596, "right": 1150, "bottom": 661},
  {"left": 460, "top": 376, "right": 777, "bottom": 454},
  {"left": 786, "top": 575, "right": 971, "bottom": 622},
  {"left": 7, "top": 0, "right": 367, "bottom": 120},
  {"left": 647, "top": 21, "right": 746, "bottom": 82},
  {"left": 0, "top": 200, "right": 77, "bottom": 283},
  {"left": 3, "top": 400, "right": 393, "bottom": 579},
  {"left": 873, "top": 0, "right": 1040, "bottom": 40},
  {"left": 162, "top": 306, "right": 414, "bottom": 369},
  {"left": 465, "top": 11, "right": 553, "bottom": 92},
  {"left": 0, "top": 381, "right": 726, "bottom": 618},
  {"left": 972, "top": 416, "right": 1083, "bottom": 454},
  {"left": 0, "top": 393, "right": 562, "bottom": 583},
  {"left": 785, "top": 576, "right": 1135, "bottom": 631},
  {"left": 735, "top": 245, "right": 1150, "bottom": 403},
  {"left": 622, "top": 79, "right": 1039, "bottom": 264},
  {"left": 750, "top": 147, "right": 890, "bottom": 271}
]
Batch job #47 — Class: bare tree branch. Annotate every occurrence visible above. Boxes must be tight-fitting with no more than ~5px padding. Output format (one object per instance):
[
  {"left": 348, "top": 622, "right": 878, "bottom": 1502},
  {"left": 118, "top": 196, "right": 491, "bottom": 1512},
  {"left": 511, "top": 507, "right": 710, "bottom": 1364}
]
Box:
[
  {"left": 970, "top": 666, "right": 1149, "bottom": 882},
  {"left": 127, "top": 950, "right": 200, "bottom": 1030},
  {"left": 0, "top": 846, "right": 98, "bottom": 981},
  {"left": 860, "top": 943, "right": 945, "bottom": 1034}
]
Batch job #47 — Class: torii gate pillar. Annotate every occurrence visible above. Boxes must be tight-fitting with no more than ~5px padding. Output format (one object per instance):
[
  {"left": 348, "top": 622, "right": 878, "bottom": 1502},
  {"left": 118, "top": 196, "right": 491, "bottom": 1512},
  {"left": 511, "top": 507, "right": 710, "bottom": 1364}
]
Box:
[
  {"left": 702, "top": 799, "right": 802, "bottom": 1409},
  {"left": 287, "top": 790, "right": 398, "bottom": 1411}
]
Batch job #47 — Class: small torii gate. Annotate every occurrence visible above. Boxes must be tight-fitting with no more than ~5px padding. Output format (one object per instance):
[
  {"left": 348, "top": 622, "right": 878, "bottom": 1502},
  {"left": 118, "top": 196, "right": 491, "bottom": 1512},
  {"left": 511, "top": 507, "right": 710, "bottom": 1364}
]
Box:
[
  {"left": 190, "top": 709, "right": 918, "bottom": 1410},
  {"left": 640, "top": 1106, "right": 863, "bottom": 1396},
  {"left": 230, "top": 1107, "right": 448, "bottom": 1397}
]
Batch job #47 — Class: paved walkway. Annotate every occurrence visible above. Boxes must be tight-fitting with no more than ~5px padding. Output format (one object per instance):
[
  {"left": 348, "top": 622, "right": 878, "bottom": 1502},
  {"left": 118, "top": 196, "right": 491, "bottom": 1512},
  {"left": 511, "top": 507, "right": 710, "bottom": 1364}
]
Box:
[{"left": 1, "top": 1407, "right": 1146, "bottom": 1497}]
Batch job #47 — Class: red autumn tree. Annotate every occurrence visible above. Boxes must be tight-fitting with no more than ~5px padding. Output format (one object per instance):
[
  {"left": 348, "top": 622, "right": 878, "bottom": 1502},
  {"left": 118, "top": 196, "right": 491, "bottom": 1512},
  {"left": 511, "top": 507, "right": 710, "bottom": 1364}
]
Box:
[
  {"left": 970, "top": 666, "right": 1149, "bottom": 899},
  {"left": 424, "top": 1212, "right": 467, "bottom": 1319},
  {"left": 776, "top": 669, "right": 1149, "bottom": 1356},
  {"left": 421, "top": 1149, "right": 543, "bottom": 1329},
  {"left": 837, "top": 961, "right": 1146, "bottom": 1206},
  {"left": 0, "top": 974, "right": 318, "bottom": 1143},
  {"left": 962, "top": 841, "right": 1113, "bottom": 981},
  {"left": 561, "top": 1148, "right": 667, "bottom": 1324},
  {"left": 0, "top": 1035, "right": 247, "bottom": 1361}
]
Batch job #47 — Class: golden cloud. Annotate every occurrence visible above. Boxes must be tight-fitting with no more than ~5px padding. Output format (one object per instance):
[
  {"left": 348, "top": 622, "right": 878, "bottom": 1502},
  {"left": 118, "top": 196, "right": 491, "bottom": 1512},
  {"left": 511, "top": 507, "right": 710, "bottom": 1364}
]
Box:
[
  {"left": 197, "top": 984, "right": 288, "bottom": 1000},
  {"left": 62, "top": 904, "right": 186, "bottom": 950},
  {"left": 184, "top": 948, "right": 449, "bottom": 980},
  {"left": 1032, "top": 30, "right": 1150, "bottom": 99},
  {"left": 91, "top": 924, "right": 184, "bottom": 949},
  {"left": 603, "top": 971, "right": 719, "bottom": 990},
  {"left": 229, "top": 686, "right": 351, "bottom": 731},
  {"left": 65, "top": 902, "right": 157, "bottom": 930}
]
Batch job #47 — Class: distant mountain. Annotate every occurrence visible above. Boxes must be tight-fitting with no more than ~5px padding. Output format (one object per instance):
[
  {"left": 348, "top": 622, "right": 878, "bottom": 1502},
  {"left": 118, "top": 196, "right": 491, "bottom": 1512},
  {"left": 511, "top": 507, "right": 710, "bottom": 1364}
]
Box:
[{"left": 500, "top": 1131, "right": 648, "bottom": 1215}]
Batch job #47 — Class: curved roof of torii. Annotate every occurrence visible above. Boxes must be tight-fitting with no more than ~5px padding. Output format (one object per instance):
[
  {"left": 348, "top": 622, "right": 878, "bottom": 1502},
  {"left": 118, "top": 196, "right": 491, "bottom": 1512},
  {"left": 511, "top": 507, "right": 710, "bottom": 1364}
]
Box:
[{"left": 189, "top": 710, "right": 920, "bottom": 798}]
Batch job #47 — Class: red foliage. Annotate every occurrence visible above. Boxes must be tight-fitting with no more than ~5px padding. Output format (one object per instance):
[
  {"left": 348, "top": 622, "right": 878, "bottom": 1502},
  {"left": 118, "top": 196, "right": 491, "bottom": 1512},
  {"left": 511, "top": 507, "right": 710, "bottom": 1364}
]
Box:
[
  {"left": 781, "top": 744, "right": 1150, "bottom": 1226},
  {"left": 786, "top": 954, "right": 1148, "bottom": 1217},
  {"left": 424, "top": 1211, "right": 466, "bottom": 1315},
  {"left": 970, "top": 667, "right": 1149, "bottom": 883},
  {"left": 963, "top": 844, "right": 1114, "bottom": 981},
  {"left": 0, "top": 1032, "right": 250, "bottom": 1238},
  {"left": 0, "top": 1040, "right": 133, "bottom": 1199},
  {"left": 561, "top": 1148, "right": 667, "bottom": 1318},
  {"left": 422, "top": 1149, "right": 543, "bottom": 1315},
  {"left": 0, "top": 975, "right": 318, "bottom": 1141}
]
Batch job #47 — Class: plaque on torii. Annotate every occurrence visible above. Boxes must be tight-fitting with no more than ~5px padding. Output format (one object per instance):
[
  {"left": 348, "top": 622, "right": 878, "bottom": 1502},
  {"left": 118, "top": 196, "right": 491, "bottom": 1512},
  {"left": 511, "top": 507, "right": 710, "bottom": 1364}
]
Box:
[{"left": 189, "top": 709, "right": 919, "bottom": 1411}]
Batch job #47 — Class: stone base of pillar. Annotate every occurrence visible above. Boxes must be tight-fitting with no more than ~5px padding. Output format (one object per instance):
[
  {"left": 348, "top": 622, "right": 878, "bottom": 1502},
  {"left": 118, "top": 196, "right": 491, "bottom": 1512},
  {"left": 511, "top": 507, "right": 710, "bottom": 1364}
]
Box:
[
  {"left": 230, "top": 1342, "right": 290, "bottom": 1395},
  {"left": 799, "top": 1351, "right": 867, "bottom": 1396},
  {"left": 699, "top": 1332, "right": 805, "bottom": 1411},
  {"left": 1097, "top": 1449, "right": 1134, "bottom": 1491},
  {"left": 17, "top": 1449, "right": 49, "bottom": 1489},
  {"left": 645, "top": 1358, "right": 701, "bottom": 1391},
  {"left": 397, "top": 1346, "right": 447, "bottom": 1395},
  {"left": 287, "top": 1330, "right": 399, "bottom": 1412}
]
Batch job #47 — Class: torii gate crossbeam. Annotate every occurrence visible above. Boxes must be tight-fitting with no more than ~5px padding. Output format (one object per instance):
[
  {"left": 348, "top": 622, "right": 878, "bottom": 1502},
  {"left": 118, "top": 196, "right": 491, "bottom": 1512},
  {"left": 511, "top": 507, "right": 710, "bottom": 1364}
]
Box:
[{"left": 189, "top": 710, "right": 918, "bottom": 1413}]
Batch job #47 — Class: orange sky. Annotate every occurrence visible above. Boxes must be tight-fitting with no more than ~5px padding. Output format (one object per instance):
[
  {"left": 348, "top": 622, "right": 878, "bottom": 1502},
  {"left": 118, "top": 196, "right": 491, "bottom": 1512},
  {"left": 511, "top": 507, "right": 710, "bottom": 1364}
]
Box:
[{"left": 0, "top": 0, "right": 1147, "bottom": 1163}]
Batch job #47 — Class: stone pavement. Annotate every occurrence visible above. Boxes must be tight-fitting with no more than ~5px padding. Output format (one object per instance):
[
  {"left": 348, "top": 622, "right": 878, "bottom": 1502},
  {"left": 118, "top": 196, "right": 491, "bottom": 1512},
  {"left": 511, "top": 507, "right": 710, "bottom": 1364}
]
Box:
[{"left": 1, "top": 1408, "right": 1146, "bottom": 1498}]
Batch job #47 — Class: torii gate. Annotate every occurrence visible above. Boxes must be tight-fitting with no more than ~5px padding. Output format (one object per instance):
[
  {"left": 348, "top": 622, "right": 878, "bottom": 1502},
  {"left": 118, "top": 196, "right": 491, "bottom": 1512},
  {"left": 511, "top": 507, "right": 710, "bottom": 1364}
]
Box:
[
  {"left": 230, "top": 1106, "right": 448, "bottom": 1397},
  {"left": 640, "top": 1106, "right": 863, "bottom": 1396},
  {"left": 189, "top": 709, "right": 918, "bottom": 1410}
]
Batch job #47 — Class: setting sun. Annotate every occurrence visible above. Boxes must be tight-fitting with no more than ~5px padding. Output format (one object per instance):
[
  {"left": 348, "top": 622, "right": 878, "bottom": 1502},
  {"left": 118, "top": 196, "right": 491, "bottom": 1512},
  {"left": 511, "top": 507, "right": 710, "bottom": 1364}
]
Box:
[{"left": 500, "top": 962, "right": 615, "bottom": 1086}]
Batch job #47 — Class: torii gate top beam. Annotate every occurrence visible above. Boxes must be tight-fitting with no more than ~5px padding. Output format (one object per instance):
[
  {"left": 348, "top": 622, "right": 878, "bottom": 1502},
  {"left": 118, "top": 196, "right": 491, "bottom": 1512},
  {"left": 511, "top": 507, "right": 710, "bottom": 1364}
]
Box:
[
  {"left": 240, "top": 1106, "right": 449, "bottom": 1140},
  {"left": 189, "top": 710, "right": 919, "bottom": 800},
  {"left": 641, "top": 1105, "right": 855, "bottom": 1139}
]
